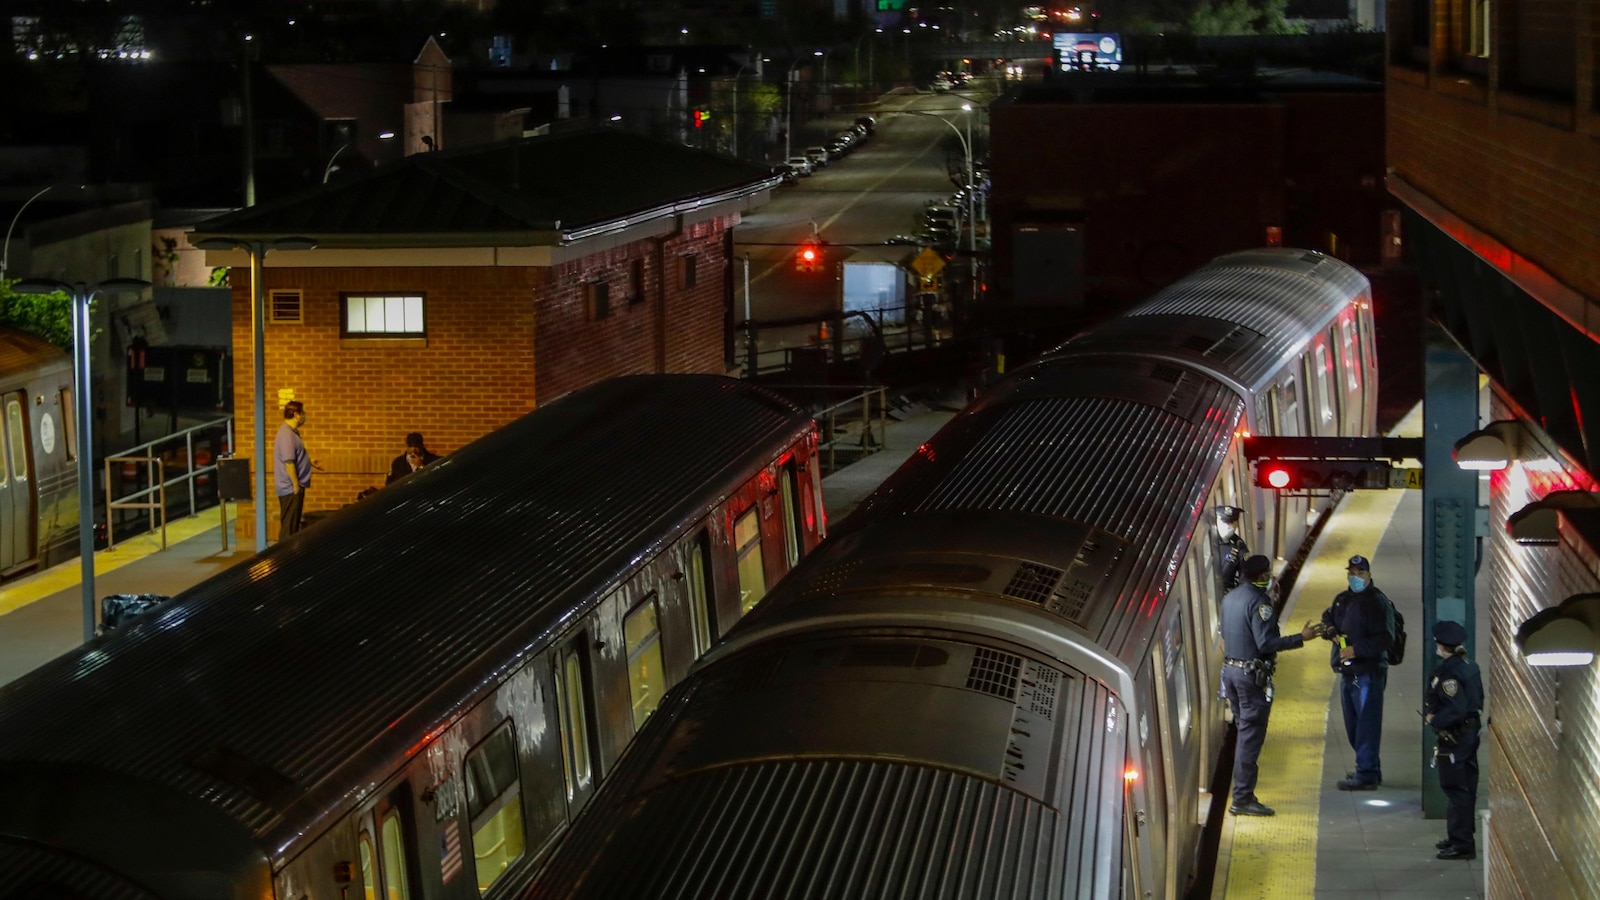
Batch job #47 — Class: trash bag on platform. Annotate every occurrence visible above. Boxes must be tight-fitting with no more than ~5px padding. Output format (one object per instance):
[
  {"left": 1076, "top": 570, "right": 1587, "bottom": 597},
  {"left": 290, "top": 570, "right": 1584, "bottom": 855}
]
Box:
[{"left": 98, "top": 593, "right": 171, "bottom": 635}]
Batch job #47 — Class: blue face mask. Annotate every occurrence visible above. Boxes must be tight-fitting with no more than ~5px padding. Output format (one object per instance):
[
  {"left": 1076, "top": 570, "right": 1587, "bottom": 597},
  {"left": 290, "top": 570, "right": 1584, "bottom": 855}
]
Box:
[{"left": 1348, "top": 575, "right": 1368, "bottom": 592}]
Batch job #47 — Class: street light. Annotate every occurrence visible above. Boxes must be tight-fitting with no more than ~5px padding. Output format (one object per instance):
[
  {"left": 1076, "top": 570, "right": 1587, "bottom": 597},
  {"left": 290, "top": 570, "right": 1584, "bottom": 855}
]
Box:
[
  {"left": 323, "top": 132, "right": 395, "bottom": 183},
  {"left": 903, "top": 106, "right": 978, "bottom": 306},
  {"left": 3, "top": 185, "right": 84, "bottom": 281},
  {"left": 12, "top": 276, "right": 151, "bottom": 642},
  {"left": 192, "top": 236, "right": 317, "bottom": 551}
]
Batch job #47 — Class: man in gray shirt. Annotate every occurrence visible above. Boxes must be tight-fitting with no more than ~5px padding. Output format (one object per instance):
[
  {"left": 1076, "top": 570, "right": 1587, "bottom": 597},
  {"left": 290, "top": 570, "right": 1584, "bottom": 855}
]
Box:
[{"left": 274, "top": 401, "right": 311, "bottom": 538}]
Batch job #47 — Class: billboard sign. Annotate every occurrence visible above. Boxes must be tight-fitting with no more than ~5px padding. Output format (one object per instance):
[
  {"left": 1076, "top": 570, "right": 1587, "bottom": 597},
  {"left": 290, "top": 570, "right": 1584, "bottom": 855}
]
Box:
[{"left": 1054, "top": 32, "right": 1122, "bottom": 71}]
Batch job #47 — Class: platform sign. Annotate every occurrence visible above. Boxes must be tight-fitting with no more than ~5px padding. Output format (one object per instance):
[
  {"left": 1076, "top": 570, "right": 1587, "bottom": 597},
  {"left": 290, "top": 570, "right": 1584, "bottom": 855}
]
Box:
[
  {"left": 1054, "top": 33, "right": 1122, "bottom": 71},
  {"left": 1390, "top": 467, "right": 1425, "bottom": 489},
  {"left": 911, "top": 247, "right": 946, "bottom": 278}
]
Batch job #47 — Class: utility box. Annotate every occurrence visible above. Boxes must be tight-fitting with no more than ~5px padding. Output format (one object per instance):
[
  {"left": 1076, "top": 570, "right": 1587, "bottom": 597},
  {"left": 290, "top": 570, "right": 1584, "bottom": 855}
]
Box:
[{"left": 217, "top": 458, "right": 252, "bottom": 502}]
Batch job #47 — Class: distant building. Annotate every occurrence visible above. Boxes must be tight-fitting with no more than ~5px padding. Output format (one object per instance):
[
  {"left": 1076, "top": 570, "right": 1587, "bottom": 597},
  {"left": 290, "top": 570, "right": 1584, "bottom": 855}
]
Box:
[
  {"left": 988, "top": 72, "right": 1392, "bottom": 313},
  {"left": 193, "top": 129, "right": 778, "bottom": 540}
]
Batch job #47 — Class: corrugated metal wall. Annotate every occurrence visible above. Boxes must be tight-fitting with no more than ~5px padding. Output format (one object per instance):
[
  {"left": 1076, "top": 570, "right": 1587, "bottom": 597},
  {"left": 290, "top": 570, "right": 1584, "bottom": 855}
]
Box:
[{"left": 1485, "top": 393, "right": 1600, "bottom": 899}]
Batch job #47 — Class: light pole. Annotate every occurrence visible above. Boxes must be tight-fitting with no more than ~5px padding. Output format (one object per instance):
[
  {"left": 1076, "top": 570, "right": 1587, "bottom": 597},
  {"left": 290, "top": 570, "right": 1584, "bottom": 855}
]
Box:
[
  {"left": 730, "top": 61, "right": 757, "bottom": 161},
  {"left": 784, "top": 60, "right": 800, "bottom": 160},
  {"left": 814, "top": 49, "right": 830, "bottom": 112},
  {"left": 323, "top": 131, "right": 395, "bottom": 183},
  {"left": 192, "top": 236, "right": 317, "bottom": 552},
  {"left": 3, "top": 185, "right": 80, "bottom": 281},
  {"left": 903, "top": 106, "right": 978, "bottom": 306},
  {"left": 12, "top": 277, "right": 151, "bottom": 642}
]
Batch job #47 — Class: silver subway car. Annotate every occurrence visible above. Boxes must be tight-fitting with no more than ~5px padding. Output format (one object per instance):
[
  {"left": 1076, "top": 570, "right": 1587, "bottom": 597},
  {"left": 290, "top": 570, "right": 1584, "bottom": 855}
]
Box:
[
  {"left": 529, "top": 249, "right": 1378, "bottom": 899},
  {"left": 0, "top": 327, "right": 79, "bottom": 578},
  {"left": 0, "top": 375, "right": 824, "bottom": 899}
]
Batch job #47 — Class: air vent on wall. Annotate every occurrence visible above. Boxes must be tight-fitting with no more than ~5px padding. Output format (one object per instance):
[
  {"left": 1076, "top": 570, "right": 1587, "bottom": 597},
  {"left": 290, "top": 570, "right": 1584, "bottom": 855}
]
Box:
[
  {"left": 268, "top": 290, "right": 303, "bottom": 324},
  {"left": 1003, "top": 562, "right": 1063, "bottom": 605},
  {"left": 965, "top": 647, "right": 1021, "bottom": 699}
]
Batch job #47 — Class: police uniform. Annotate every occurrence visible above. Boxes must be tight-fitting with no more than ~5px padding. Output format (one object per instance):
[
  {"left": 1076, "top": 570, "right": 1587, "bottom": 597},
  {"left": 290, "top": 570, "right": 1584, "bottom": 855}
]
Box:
[
  {"left": 1426, "top": 620, "right": 1482, "bottom": 859},
  {"left": 1215, "top": 506, "right": 1249, "bottom": 592},
  {"left": 1219, "top": 555, "right": 1306, "bottom": 815}
]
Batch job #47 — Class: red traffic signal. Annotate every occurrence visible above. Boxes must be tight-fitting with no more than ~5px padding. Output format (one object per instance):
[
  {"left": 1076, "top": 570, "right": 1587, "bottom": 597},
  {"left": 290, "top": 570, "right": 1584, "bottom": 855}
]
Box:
[
  {"left": 692, "top": 109, "right": 707, "bottom": 128},
  {"left": 795, "top": 241, "right": 824, "bottom": 273},
  {"left": 1254, "top": 459, "right": 1393, "bottom": 492}
]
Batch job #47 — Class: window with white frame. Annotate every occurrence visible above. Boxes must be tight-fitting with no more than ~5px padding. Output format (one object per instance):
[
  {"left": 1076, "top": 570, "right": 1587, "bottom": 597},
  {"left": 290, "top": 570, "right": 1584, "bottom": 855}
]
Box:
[{"left": 342, "top": 294, "right": 425, "bottom": 337}]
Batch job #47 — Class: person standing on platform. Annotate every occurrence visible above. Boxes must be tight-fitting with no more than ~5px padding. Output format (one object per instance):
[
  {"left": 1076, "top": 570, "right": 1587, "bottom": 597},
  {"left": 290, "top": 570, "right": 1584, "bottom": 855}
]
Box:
[
  {"left": 1320, "top": 554, "right": 1395, "bottom": 790},
  {"left": 1426, "top": 620, "right": 1483, "bottom": 860},
  {"left": 1215, "top": 505, "right": 1250, "bottom": 592},
  {"left": 1220, "top": 554, "right": 1319, "bottom": 816},
  {"left": 275, "top": 401, "right": 312, "bottom": 539}
]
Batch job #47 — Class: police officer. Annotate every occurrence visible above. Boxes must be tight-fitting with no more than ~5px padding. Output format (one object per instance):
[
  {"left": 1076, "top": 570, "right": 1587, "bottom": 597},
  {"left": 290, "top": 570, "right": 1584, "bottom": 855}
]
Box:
[
  {"left": 1320, "top": 554, "right": 1395, "bottom": 790},
  {"left": 1426, "top": 619, "right": 1483, "bottom": 860},
  {"left": 1215, "top": 506, "right": 1250, "bottom": 592},
  {"left": 1220, "top": 554, "right": 1319, "bottom": 816}
]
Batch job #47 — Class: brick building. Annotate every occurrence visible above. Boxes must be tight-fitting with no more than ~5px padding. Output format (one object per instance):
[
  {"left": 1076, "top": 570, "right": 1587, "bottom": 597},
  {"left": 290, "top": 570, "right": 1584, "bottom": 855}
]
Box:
[
  {"left": 194, "top": 129, "right": 777, "bottom": 540},
  {"left": 987, "top": 74, "right": 1392, "bottom": 313},
  {"left": 1386, "top": 0, "right": 1600, "bottom": 892}
]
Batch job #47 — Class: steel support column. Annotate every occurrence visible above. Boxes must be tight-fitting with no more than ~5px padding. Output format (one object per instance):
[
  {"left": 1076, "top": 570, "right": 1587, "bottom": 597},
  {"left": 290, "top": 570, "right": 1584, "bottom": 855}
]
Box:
[{"left": 1420, "top": 319, "right": 1480, "bottom": 818}]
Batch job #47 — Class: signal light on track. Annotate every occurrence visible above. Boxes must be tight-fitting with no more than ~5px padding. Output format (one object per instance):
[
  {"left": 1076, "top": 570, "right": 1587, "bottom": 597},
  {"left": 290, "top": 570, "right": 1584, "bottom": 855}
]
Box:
[
  {"left": 795, "top": 241, "right": 824, "bottom": 273},
  {"left": 1254, "top": 459, "right": 1394, "bottom": 492},
  {"left": 1264, "top": 464, "right": 1292, "bottom": 490}
]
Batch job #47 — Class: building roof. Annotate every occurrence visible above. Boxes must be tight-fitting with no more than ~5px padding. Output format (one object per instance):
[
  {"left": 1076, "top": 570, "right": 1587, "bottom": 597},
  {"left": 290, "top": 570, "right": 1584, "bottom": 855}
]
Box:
[{"left": 194, "top": 129, "right": 778, "bottom": 247}]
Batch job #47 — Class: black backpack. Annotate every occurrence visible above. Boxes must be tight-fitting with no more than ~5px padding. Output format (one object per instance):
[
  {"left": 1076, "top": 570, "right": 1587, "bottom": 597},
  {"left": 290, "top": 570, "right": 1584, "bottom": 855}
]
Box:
[{"left": 1385, "top": 598, "right": 1407, "bottom": 666}]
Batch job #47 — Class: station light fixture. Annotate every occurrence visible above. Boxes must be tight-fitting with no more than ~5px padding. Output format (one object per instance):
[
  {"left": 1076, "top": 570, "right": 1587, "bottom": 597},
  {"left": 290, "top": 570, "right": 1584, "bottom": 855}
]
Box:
[
  {"left": 1453, "top": 420, "right": 1523, "bottom": 471},
  {"left": 1516, "top": 594, "right": 1600, "bottom": 667}
]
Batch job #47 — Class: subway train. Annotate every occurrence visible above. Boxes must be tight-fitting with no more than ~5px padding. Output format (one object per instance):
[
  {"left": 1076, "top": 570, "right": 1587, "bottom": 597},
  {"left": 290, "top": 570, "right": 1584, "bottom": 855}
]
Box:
[
  {"left": 529, "top": 248, "right": 1378, "bottom": 899},
  {"left": 0, "top": 327, "right": 78, "bottom": 578},
  {"left": 0, "top": 375, "right": 823, "bottom": 899}
]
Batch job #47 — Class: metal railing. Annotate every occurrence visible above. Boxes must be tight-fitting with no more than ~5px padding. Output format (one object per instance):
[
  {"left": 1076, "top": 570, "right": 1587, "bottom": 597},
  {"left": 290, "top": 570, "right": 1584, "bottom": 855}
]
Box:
[
  {"left": 743, "top": 303, "right": 956, "bottom": 378},
  {"left": 813, "top": 386, "right": 890, "bottom": 474},
  {"left": 104, "top": 416, "right": 234, "bottom": 550}
]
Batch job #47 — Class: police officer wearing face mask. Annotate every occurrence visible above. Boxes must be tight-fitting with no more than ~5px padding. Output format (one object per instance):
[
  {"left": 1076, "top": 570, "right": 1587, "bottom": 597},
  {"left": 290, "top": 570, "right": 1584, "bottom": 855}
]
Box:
[
  {"left": 1220, "top": 554, "right": 1319, "bottom": 816},
  {"left": 1215, "top": 506, "right": 1249, "bottom": 592},
  {"left": 1425, "top": 620, "right": 1482, "bottom": 860},
  {"left": 1320, "top": 554, "right": 1395, "bottom": 791}
]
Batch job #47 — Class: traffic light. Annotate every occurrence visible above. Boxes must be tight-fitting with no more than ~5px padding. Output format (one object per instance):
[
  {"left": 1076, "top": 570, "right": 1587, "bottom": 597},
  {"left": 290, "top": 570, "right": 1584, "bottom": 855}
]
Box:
[
  {"left": 692, "top": 109, "right": 707, "bottom": 128},
  {"left": 1254, "top": 459, "right": 1394, "bottom": 492},
  {"left": 795, "top": 240, "right": 824, "bottom": 273}
]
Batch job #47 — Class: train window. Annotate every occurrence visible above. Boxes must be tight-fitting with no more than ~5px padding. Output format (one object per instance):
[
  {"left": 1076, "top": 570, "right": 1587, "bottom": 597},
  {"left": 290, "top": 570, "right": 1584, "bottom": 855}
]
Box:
[
  {"left": 1277, "top": 379, "right": 1301, "bottom": 437},
  {"left": 687, "top": 531, "right": 716, "bottom": 655},
  {"left": 556, "top": 643, "right": 594, "bottom": 799},
  {"left": 5, "top": 401, "right": 26, "bottom": 480},
  {"left": 464, "top": 724, "right": 526, "bottom": 893},
  {"left": 1313, "top": 344, "right": 1334, "bottom": 428},
  {"left": 379, "top": 810, "right": 410, "bottom": 900},
  {"left": 734, "top": 507, "right": 766, "bottom": 614},
  {"left": 780, "top": 463, "right": 801, "bottom": 569},
  {"left": 1170, "top": 617, "right": 1193, "bottom": 741},
  {"left": 57, "top": 389, "right": 75, "bottom": 461},
  {"left": 1339, "top": 315, "right": 1360, "bottom": 393},
  {"left": 623, "top": 595, "right": 666, "bottom": 729},
  {"left": 359, "top": 831, "right": 378, "bottom": 900}
]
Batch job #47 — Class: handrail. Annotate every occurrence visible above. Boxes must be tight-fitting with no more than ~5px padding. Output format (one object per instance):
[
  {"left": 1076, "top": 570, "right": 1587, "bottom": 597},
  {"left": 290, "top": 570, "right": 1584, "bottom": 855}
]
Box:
[
  {"left": 815, "top": 386, "right": 888, "bottom": 473},
  {"left": 104, "top": 416, "right": 234, "bottom": 551}
]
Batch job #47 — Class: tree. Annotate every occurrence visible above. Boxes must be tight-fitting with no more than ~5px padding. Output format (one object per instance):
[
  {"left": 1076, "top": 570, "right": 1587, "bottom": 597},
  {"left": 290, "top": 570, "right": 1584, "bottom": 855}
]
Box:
[
  {"left": 0, "top": 280, "right": 75, "bottom": 350},
  {"left": 1187, "top": 0, "right": 1304, "bottom": 35}
]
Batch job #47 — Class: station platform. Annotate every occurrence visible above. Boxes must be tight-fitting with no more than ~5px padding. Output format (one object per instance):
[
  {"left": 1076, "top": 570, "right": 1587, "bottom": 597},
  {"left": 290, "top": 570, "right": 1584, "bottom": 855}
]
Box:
[
  {"left": 1213, "top": 405, "right": 1489, "bottom": 900},
  {"left": 0, "top": 399, "right": 1487, "bottom": 900}
]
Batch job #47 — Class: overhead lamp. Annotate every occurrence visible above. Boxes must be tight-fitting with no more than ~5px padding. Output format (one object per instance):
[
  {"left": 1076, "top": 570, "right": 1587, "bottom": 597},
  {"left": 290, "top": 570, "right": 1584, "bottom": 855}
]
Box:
[
  {"left": 1507, "top": 491, "right": 1600, "bottom": 545},
  {"left": 1516, "top": 594, "right": 1600, "bottom": 667},
  {"left": 1452, "top": 420, "right": 1522, "bottom": 471}
]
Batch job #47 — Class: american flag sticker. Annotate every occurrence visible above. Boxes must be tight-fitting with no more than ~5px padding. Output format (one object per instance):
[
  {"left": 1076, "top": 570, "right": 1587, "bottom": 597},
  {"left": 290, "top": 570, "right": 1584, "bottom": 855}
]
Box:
[{"left": 440, "top": 818, "right": 463, "bottom": 885}]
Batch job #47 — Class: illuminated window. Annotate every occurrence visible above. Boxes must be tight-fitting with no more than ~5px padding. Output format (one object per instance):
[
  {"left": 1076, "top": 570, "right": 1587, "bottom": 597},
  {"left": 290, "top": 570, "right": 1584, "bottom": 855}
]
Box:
[
  {"left": 556, "top": 644, "right": 592, "bottom": 799},
  {"left": 687, "top": 532, "right": 715, "bottom": 655},
  {"left": 5, "top": 400, "right": 27, "bottom": 480},
  {"left": 359, "top": 831, "right": 377, "bottom": 900},
  {"left": 343, "top": 294, "right": 425, "bottom": 337},
  {"left": 1339, "top": 317, "right": 1359, "bottom": 393},
  {"left": 623, "top": 595, "right": 666, "bottom": 728},
  {"left": 464, "top": 724, "right": 526, "bottom": 893},
  {"left": 734, "top": 507, "right": 766, "bottom": 614},
  {"left": 1313, "top": 344, "right": 1334, "bottom": 426},
  {"left": 1468, "top": 0, "right": 1491, "bottom": 58},
  {"left": 380, "top": 811, "right": 410, "bottom": 900}
]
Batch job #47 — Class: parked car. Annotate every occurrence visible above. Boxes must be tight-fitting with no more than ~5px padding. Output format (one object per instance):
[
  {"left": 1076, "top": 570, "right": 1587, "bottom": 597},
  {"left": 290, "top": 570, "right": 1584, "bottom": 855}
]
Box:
[
  {"left": 856, "top": 115, "right": 876, "bottom": 134},
  {"left": 772, "top": 164, "right": 799, "bottom": 185},
  {"left": 786, "top": 155, "right": 814, "bottom": 175},
  {"left": 804, "top": 146, "right": 831, "bottom": 168}
]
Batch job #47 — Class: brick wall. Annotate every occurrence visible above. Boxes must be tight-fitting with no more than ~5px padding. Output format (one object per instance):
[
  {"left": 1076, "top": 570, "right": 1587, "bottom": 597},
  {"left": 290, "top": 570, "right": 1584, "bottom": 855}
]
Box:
[
  {"left": 535, "top": 222, "right": 730, "bottom": 401},
  {"left": 231, "top": 266, "right": 538, "bottom": 539},
  {"left": 1387, "top": 75, "right": 1600, "bottom": 303}
]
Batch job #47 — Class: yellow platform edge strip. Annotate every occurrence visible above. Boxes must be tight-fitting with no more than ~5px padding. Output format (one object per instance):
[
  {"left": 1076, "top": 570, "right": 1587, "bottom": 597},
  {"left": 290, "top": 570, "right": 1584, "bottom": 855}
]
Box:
[{"left": 0, "top": 510, "right": 234, "bottom": 618}]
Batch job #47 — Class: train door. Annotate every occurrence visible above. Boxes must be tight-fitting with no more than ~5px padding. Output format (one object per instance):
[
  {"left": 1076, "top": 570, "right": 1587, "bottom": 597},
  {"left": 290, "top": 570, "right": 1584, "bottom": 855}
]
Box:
[
  {"left": 779, "top": 461, "right": 803, "bottom": 570},
  {"left": 621, "top": 593, "right": 667, "bottom": 731},
  {"left": 356, "top": 789, "right": 418, "bottom": 900},
  {"left": 1356, "top": 299, "right": 1378, "bottom": 432},
  {"left": 1270, "top": 376, "right": 1306, "bottom": 560},
  {"left": 1, "top": 391, "right": 34, "bottom": 572},
  {"left": 685, "top": 531, "right": 717, "bottom": 657},
  {"left": 1308, "top": 338, "right": 1336, "bottom": 438},
  {"left": 1151, "top": 610, "right": 1199, "bottom": 897},
  {"left": 462, "top": 723, "right": 529, "bottom": 894},
  {"left": 1336, "top": 312, "right": 1363, "bottom": 437},
  {"left": 554, "top": 637, "right": 599, "bottom": 816}
]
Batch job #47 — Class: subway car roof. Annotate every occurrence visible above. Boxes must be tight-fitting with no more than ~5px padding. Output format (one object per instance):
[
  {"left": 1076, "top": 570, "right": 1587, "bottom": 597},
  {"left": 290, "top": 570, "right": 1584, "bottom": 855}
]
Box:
[
  {"left": 0, "top": 375, "right": 813, "bottom": 864},
  {"left": 1046, "top": 248, "right": 1370, "bottom": 393},
  {"left": 0, "top": 327, "right": 71, "bottom": 384}
]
